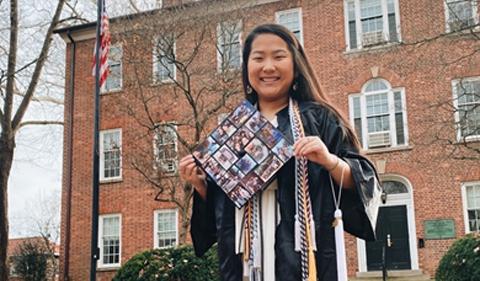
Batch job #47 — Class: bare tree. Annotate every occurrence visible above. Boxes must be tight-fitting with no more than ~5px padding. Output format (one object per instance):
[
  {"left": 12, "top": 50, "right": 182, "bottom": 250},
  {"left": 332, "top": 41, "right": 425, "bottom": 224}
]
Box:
[
  {"left": 0, "top": 0, "right": 85, "bottom": 278},
  {"left": 107, "top": 1, "right": 262, "bottom": 244}
]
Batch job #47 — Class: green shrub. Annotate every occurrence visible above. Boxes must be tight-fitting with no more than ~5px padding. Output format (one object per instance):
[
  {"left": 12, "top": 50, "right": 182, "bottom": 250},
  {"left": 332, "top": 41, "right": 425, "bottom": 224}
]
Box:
[
  {"left": 436, "top": 233, "right": 480, "bottom": 281},
  {"left": 112, "top": 244, "right": 220, "bottom": 281}
]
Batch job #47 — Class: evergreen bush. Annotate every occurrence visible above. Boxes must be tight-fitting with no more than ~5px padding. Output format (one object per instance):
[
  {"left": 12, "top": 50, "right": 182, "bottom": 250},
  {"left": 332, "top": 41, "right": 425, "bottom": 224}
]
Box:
[
  {"left": 435, "top": 233, "right": 480, "bottom": 281},
  {"left": 112, "top": 244, "right": 219, "bottom": 281}
]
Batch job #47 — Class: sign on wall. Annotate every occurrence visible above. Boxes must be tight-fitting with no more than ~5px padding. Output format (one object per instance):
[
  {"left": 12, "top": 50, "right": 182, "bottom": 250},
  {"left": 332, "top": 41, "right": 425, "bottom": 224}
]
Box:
[{"left": 424, "top": 219, "right": 456, "bottom": 240}]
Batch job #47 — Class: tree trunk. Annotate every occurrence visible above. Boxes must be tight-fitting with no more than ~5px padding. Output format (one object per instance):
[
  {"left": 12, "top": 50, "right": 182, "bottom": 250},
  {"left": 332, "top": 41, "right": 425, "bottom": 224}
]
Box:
[
  {"left": 0, "top": 132, "right": 15, "bottom": 281},
  {"left": 179, "top": 207, "right": 190, "bottom": 245}
]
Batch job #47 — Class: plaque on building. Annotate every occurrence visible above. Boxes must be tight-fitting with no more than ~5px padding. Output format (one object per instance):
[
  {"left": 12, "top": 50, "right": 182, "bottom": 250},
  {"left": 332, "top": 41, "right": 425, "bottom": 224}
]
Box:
[{"left": 424, "top": 219, "right": 456, "bottom": 240}]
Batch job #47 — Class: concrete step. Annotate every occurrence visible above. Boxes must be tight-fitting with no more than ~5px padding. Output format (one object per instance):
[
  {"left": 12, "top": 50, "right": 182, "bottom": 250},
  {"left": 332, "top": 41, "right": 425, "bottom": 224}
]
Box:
[{"left": 350, "top": 270, "right": 432, "bottom": 281}]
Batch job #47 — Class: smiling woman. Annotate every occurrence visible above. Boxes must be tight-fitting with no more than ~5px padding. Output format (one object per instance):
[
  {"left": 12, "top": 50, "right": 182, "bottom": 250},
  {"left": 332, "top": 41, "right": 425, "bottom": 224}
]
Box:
[
  {"left": 247, "top": 33, "right": 294, "bottom": 108},
  {"left": 182, "top": 24, "right": 382, "bottom": 281}
]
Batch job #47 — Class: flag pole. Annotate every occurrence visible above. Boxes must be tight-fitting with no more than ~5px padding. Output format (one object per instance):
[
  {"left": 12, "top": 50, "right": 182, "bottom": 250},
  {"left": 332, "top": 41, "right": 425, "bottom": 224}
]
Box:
[{"left": 90, "top": 0, "right": 103, "bottom": 280}]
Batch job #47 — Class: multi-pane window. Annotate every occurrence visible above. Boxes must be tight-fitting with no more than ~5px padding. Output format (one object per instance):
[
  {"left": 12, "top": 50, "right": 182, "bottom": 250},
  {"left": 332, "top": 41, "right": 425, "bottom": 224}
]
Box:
[
  {"left": 445, "top": 0, "right": 478, "bottom": 31},
  {"left": 349, "top": 79, "right": 408, "bottom": 149},
  {"left": 217, "top": 21, "right": 242, "bottom": 71},
  {"left": 103, "top": 45, "right": 122, "bottom": 92},
  {"left": 100, "top": 129, "right": 122, "bottom": 181},
  {"left": 154, "top": 124, "right": 178, "bottom": 175},
  {"left": 153, "top": 35, "right": 176, "bottom": 83},
  {"left": 463, "top": 183, "right": 480, "bottom": 232},
  {"left": 276, "top": 8, "right": 303, "bottom": 44},
  {"left": 99, "top": 214, "right": 121, "bottom": 267},
  {"left": 154, "top": 209, "right": 178, "bottom": 248},
  {"left": 345, "top": 0, "right": 400, "bottom": 50},
  {"left": 453, "top": 77, "right": 480, "bottom": 140}
]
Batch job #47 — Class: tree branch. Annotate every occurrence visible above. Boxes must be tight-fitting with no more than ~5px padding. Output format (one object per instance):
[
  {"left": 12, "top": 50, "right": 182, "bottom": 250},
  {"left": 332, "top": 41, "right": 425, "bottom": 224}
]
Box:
[
  {"left": 11, "top": 0, "right": 66, "bottom": 131},
  {"left": 16, "top": 120, "right": 64, "bottom": 132},
  {"left": 4, "top": 0, "right": 18, "bottom": 129}
]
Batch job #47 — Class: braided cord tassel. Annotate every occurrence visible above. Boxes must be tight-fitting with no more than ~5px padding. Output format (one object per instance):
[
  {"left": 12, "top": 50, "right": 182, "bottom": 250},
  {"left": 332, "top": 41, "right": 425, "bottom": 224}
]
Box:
[
  {"left": 243, "top": 201, "right": 252, "bottom": 276},
  {"left": 289, "top": 99, "right": 317, "bottom": 281}
]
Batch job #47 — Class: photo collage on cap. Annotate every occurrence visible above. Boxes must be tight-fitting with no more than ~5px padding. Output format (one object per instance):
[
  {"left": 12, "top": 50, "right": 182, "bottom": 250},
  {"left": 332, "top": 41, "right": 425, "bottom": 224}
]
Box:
[{"left": 193, "top": 101, "right": 294, "bottom": 208}]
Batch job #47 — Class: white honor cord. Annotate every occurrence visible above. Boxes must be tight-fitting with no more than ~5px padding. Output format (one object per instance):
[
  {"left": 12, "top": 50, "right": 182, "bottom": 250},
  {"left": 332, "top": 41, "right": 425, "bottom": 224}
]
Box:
[
  {"left": 329, "top": 165, "right": 348, "bottom": 281},
  {"left": 289, "top": 98, "right": 301, "bottom": 252}
]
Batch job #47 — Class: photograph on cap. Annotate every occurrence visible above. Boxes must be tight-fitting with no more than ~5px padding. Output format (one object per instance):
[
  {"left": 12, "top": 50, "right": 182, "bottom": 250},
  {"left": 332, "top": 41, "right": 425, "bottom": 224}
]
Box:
[
  {"left": 245, "top": 111, "right": 268, "bottom": 133},
  {"left": 229, "top": 185, "right": 249, "bottom": 208},
  {"left": 245, "top": 138, "right": 269, "bottom": 164},
  {"left": 229, "top": 101, "right": 255, "bottom": 126},
  {"left": 256, "top": 122, "right": 283, "bottom": 149},
  {"left": 235, "top": 153, "right": 256, "bottom": 174},
  {"left": 213, "top": 145, "right": 238, "bottom": 170},
  {"left": 255, "top": 154, "right": 283, "bottom": 183},
  {"left": 241, "top": 172, "right": 264, "bottom": 195},
  {"left": 227, "top": 127, "right": 254, "bottom": 156},
  {"left": 194, "top": 136, "right": 219, "bottom": 164},
  {"left": 211, "top": 119, "right": 237, "bottom": 144},
  {"left": 272, "top": 138, "right": 294, "bottom": 163},
  {"left": 218, "top": 171, "right": 239, "bottom": 193},
  {"left": 204, "top": 157, "right": 225, "bottom": 180}
]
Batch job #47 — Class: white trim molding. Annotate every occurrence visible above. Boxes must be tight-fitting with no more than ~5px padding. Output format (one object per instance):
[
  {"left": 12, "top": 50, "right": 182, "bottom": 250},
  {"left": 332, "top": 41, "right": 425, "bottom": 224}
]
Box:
[{"left": 357, "top": 174, "right": 419, "bottom": 273}]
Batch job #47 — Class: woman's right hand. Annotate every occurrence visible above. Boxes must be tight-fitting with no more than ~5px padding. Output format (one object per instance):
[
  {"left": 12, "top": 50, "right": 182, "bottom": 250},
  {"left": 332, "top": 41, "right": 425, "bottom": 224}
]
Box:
[{"left": 179, "top": 154, "right": 207, "bottom": 199}]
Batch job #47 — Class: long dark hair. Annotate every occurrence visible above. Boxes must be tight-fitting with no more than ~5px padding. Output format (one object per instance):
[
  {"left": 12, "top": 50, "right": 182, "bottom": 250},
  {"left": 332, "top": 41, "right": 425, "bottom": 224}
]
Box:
[{"left": 242, "top": 23, "right": 361, "bottom": 151}]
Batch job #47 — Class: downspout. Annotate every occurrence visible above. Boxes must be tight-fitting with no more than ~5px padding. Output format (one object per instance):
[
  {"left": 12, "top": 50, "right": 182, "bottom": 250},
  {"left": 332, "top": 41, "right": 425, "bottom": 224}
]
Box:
[{"left": 63, "top": 30, "right": 76, "bottom": 281}]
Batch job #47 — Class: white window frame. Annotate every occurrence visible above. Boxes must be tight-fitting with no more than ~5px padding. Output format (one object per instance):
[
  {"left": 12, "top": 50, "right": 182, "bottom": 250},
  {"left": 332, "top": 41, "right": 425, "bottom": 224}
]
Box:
[
  {"left": 348, "top": 79, "right": 409, "bottom": 150},
  {"left": 101, "top": 44, "right": 123, "bottom": 93},
  {"left": 98, "top": 214, "right": 122, "bottom": 268},
  {"left": 152, "top": 35, "right": 176, "bottom": 84},
  {"left": 216, "top": 20, "right": 243, "bottom": 72},
  {"left": 153, "top": 123, "right": 178, "bottom": 175},
  {"left": 100, "top": 129, "right": 122, "bottom": 182},
  {"left": 153, "top": 209, "right": 178, "bottom": 249},
  {"left": 461, "top": 181, "right": 480, "bottom": 233},
  {"left": 452, "top": 77, "right": 480, "bottom": 141},
  {"left": 275, "top": 7, "right": 304, "bottom": 45},
  {"left": 343, "top": 0, "right": 402, "bottom": 51},
  {"left": 444, "top": 0, "right": 479, "bottom": 32}
]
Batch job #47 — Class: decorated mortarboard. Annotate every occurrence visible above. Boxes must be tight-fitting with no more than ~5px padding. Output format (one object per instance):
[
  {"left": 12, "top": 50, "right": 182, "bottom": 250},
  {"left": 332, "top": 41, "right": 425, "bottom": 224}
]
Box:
[{"left": 193, "top": 100, "right": 294, "bottom": 208}]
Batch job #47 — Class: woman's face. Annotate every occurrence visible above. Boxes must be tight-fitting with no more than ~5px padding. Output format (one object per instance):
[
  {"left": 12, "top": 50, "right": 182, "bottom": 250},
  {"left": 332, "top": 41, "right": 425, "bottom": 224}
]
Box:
[{"left": 247, "top": 33, "right": 294, "bottom": 103}]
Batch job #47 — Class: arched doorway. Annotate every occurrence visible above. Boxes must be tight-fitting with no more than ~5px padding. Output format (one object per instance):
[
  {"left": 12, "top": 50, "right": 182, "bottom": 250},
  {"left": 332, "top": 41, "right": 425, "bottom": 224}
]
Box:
[{"left": 357, "top": 175, "right": 419, "bottom": 272}]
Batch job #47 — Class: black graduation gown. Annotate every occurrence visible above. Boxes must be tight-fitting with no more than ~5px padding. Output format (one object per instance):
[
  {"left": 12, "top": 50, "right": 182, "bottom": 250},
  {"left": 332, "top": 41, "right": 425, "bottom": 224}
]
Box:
[{"left": 190, "top": 101, "right": 382, "bottom": 281}]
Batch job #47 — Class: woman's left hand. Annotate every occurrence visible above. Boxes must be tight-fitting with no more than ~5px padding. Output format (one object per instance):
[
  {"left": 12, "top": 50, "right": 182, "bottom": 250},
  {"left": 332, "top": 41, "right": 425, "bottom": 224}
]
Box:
[{"left": 293, "top": 136, "right": 336, "bottom": 169}]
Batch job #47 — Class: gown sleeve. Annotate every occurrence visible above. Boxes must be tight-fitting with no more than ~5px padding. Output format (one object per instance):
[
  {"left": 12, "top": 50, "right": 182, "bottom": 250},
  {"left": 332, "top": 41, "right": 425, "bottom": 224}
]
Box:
[
  {"left": 316, "top": 107, "right": 382, "bottom": 242},
  {"left": 190, "top": 178, "right": 218, "bottom": 256}
]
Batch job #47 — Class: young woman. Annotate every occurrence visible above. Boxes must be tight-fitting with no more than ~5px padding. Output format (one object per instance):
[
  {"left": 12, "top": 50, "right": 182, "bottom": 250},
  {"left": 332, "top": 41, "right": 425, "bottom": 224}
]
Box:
[{"left": 179, "top": 24, "right": 381, "bottom": 281}]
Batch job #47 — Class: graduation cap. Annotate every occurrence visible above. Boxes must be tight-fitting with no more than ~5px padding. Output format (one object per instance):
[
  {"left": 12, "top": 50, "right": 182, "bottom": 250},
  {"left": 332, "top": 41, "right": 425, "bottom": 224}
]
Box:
[{"left": 193, "top": 100, "right": 294, "bottom": 208}]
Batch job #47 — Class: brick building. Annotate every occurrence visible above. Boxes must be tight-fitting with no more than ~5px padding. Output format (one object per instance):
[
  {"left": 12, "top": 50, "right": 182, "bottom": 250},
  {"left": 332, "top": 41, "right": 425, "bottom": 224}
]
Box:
[{"left": 55, "top": 0, "right": 480, "bottom": 280}]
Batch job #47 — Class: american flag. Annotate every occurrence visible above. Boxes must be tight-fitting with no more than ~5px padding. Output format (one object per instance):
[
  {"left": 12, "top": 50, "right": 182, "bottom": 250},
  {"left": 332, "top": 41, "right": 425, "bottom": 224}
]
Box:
[{"left": 92, "top": 0, "right": 111, "bottom": 88}]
